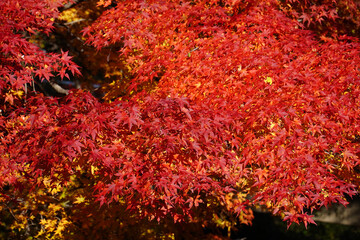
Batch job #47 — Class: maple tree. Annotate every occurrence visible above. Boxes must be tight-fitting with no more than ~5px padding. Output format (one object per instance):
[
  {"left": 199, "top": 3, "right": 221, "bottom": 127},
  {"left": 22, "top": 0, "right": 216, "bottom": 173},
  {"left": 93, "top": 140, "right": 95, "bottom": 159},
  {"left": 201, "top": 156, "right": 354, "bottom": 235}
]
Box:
[{"left": 1, "top": 0, "right": 360, "bottom": 239}]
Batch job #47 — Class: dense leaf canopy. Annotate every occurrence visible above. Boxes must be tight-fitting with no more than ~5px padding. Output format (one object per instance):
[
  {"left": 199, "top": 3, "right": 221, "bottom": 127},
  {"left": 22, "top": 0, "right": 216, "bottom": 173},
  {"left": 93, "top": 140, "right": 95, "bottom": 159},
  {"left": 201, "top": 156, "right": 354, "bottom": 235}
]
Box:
[{"left": 1, "top": 0, "right": 360, "bottom": 238}]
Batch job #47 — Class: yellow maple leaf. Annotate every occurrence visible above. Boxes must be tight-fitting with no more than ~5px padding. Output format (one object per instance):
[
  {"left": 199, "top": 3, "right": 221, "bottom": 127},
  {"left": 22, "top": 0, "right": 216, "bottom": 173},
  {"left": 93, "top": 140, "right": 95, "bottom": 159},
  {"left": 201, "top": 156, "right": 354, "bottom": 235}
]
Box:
[
  {"left": 11, "top": 89, "right": 24, "bottom": 97},
  {"left": 74, "top": 196, "right": 85, "bottom": 204},
  {"left": 264, "top": 76, "right": 273, "bottom": 85}
]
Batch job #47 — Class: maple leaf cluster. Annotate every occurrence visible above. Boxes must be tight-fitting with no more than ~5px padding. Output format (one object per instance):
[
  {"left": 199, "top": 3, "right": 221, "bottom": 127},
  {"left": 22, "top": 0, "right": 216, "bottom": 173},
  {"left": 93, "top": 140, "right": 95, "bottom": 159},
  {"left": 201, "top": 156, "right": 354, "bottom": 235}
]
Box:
[
  {"left": 0, "top": 0, "right": 80, "bottom": 91},
  {"left": 1, "top": 0, "right": 360, "bottom": 233},
  {"left": 280, "top": 0, "right": 360, "bottom": 37}
]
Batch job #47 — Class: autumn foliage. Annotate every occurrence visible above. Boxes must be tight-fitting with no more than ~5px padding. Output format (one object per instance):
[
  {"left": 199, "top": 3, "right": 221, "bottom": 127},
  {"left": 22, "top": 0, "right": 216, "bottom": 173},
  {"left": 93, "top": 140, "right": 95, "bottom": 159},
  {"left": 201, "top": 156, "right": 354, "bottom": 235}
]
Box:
[{"left": 1, "top": 0, "right": 360, "bottom": 239}]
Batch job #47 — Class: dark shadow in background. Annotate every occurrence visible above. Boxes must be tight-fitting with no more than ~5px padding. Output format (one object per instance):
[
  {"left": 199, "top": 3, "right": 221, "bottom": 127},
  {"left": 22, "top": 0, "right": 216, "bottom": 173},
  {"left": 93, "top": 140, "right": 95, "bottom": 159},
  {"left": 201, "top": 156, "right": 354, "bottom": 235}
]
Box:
[{"left": 231, "top": 211, "right": 360, "bottom": 240}]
